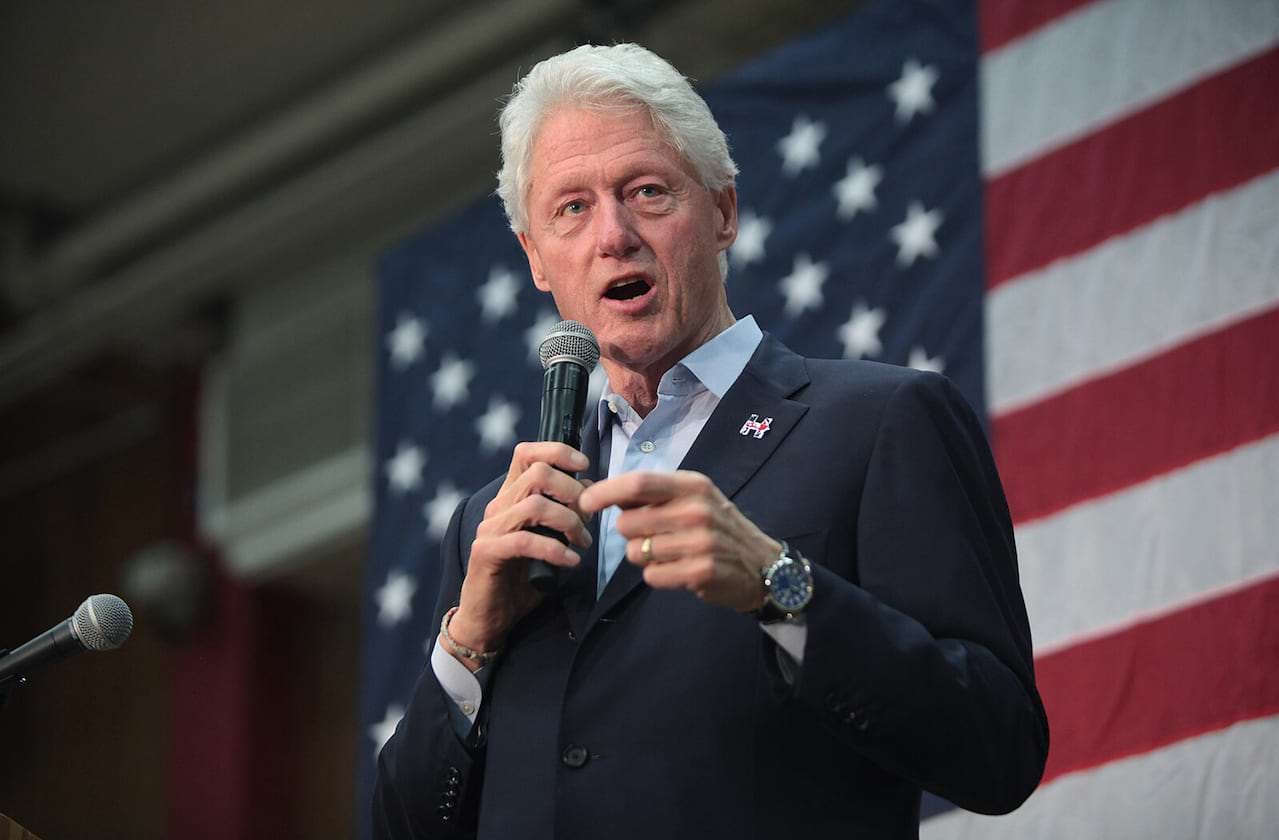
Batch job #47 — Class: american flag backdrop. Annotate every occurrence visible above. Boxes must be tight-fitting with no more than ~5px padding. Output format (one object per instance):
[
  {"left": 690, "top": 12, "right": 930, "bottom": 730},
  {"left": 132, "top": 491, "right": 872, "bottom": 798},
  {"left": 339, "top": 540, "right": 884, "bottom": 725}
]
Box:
[{"left": 359, "top": 0, "right": 1279, "bottom": 836}]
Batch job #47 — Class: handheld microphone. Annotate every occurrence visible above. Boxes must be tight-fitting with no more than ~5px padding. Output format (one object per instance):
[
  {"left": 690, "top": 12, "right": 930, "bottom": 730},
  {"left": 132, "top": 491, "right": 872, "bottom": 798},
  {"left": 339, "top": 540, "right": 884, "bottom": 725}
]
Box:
[
  {"left": 0, "top": 594, "right": 134, "bottom": 685},
  {"left": 528, "top": 320, "right": 599, "bottom": 593}
]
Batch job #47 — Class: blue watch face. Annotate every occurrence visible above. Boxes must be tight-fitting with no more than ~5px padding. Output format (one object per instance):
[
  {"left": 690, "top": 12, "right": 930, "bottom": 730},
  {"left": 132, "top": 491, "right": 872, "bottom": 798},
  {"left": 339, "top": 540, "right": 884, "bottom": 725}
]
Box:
[{"left": 772, "top": 562, "right": 812, "bottom": 611}]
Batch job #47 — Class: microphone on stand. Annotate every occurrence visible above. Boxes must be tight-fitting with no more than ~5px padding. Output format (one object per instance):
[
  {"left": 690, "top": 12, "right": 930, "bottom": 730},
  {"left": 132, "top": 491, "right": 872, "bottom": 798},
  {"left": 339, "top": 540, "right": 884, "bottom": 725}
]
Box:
[
  {"left": 0, "top": 594, "right": 134, "bottom": 686},
  {"left": 527, "top": 320, "right": 600, "bottom": 593}
]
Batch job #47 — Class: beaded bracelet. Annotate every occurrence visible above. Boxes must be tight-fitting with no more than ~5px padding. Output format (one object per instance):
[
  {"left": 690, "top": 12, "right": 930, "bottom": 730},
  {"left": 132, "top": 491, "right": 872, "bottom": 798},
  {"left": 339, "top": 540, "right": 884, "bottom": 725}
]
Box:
[{"left": 440, "top": 606, "right": 501, "bottom": 667}]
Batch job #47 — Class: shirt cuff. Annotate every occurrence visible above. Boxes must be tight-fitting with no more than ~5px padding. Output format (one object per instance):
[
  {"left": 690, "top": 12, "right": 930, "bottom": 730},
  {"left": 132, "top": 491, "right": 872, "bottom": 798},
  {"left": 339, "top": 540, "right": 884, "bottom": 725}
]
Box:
[
  {"left": 760, "top": 618, "right": 806, "bottom": 683},
  {"left": 430, "top": 638, "right": 485, "bottom": 731}
]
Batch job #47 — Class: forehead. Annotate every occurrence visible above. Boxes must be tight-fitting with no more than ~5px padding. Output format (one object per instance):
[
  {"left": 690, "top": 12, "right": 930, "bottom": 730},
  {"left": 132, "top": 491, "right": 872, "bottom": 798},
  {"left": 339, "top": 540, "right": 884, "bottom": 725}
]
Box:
[{"left": 527, "top": 105, "right": 691, "bottom": 188}]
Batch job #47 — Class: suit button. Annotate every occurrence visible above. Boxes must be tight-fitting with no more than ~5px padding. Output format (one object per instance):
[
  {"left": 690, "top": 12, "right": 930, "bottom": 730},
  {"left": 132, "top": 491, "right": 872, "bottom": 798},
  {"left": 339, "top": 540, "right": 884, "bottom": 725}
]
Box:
[{"left": 562, "top": 744, "right": 590, "bottom": 768}]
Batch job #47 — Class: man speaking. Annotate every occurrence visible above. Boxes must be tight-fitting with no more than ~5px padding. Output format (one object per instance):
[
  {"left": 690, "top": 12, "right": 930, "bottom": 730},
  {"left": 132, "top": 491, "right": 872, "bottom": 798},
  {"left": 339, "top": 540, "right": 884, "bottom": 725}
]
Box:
[{"left": 374, "top": 43, "right": 1047, "bottom": 838}]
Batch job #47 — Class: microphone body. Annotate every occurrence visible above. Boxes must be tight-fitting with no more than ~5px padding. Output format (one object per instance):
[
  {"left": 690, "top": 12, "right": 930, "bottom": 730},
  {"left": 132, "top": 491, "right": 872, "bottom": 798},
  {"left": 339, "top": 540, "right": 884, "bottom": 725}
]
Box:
[
  {"left": 0, "top": 594, "right": 134, "bottom": 685},
  {"left": 0, "top": 621, "right": 82, "bottom": 684},
  {"left": 528, "top": 321, "right": 599, "bottom": 593},
  {"left": 537, "top": 360, "right": 591, "bottom": 451}
]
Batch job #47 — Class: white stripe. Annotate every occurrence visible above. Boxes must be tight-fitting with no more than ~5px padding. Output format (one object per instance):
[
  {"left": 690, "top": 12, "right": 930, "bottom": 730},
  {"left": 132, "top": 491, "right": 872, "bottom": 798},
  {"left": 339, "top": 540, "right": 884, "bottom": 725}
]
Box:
[
  {"left": 922, "top": 714, "right": 1279, "bottom": 840},
  {"left": 987, "top": 170, "right": 1279, "bottom": 414},
  {"left": 981, "top": 0, "right": 1279, "bottom": 176},
  {"left": 1015, "top": 434, "right": 1279, "bottom": 654}
]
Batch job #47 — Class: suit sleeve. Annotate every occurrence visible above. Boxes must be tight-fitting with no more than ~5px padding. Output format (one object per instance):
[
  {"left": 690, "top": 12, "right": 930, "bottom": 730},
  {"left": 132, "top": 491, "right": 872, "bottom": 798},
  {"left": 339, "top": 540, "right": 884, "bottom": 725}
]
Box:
[
  {"left": 793, "top": 371, "right": 1049, "bottom": 814},
  {"left": 372, "top": 497, "right": 486, "bottom": 839}
]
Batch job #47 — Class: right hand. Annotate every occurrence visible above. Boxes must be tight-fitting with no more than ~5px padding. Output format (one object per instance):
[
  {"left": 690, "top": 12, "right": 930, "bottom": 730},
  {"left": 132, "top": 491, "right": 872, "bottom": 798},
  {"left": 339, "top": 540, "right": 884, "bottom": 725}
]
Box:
[{"left": 446, "top": 442, "right": 592, "bottom": 670}]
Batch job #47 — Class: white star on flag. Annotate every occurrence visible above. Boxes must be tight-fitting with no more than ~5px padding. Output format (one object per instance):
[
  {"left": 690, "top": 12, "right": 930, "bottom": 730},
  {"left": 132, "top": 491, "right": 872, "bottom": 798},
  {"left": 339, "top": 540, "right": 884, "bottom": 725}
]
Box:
[
  {"left": 890, "top": 202, "right": 944, "bottom": 267},
  {"left": 525, "top": 309, "right": 561, "bottom": 366},
  {"left": 374, "top": 570, "right": 417, "bottom": 627},
  {"left": 424, "top": 481, "right": 465, "bottom": 539},
  {"left": 477, "top": 266, "right": 521, "bottom": 323},
  {"left": 907, "top": 346, "right": 945, "bottom": 374},
  {"left": 386, "top": 313, "right": 426, "bottom": 370},
  {"left": 833, "top": 157, "right": 883, "bottom": 220},
  {"left": 430, "top": 353, "right": 476, "bottom": 410},
  {"left": 369, "top": 704, "right": 405, "bottom": 758},
  {"left": 777, "top": 115, "right": 827, "bottom": 176},
  {"left": 475, "top": 396, "right": 521, "bottom": 454},
  {"left": 731, "top": 210, "right": 773, "bottom": 268},
  {"left": 887, "top": 58, "right": 939, "bottom": 123},
  {"left": 779, "top": 254, "right": 829, "bottom": 316},
  {"left": 384, "top": 441, "right": 425, "bottom": 495},
  {"left": 837, "top": 302, "right": 886, "bottom": 359}
]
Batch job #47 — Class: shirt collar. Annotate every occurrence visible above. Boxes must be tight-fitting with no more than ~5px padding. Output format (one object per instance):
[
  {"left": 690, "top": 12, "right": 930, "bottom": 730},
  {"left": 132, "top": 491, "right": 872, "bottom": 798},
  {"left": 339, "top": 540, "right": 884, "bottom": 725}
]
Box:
[
  {"left": 595, "top": 315, "right": 763, "bottom": 431},
  {"left": 677, "top": 315, "right": 762, "bottom": 399}
]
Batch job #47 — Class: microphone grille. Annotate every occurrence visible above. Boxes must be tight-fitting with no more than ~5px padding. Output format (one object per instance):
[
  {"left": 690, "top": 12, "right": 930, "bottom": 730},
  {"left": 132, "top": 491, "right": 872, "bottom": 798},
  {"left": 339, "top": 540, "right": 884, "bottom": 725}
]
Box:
[
  {"left": 72, "top": 594, "right": 135, "bottom": 651},
  {"left": 539, "top": 320, "right": 600, "bottom": 373}
]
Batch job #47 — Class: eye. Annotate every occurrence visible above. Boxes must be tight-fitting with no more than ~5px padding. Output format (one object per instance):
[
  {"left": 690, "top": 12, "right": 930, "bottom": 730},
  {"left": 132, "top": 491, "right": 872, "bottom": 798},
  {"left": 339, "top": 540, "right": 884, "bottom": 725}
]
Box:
[
  {"left": 561, "top": 199, "right": 586, "bottom": 216},
  {"left": 634, "top": 184, "right": 663, "bottom": 199}
]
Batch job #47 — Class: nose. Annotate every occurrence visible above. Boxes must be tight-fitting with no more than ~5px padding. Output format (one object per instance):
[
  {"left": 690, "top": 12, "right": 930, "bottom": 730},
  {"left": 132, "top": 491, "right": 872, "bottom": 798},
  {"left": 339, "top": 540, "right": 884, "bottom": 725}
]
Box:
[{"left": 595, "top": 197, "right": 641, "bottom": 259}]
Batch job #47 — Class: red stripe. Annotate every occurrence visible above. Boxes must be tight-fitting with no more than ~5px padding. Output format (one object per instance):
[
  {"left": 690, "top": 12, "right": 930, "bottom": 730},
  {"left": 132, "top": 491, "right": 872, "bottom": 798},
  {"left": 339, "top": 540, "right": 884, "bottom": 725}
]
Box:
[
  {"left": 1035, "top": 574, "right": 1279, "bottom": 783},
  {"left": 993, "top": 305, "right": 1279, "bottom": 524},
  {"left": 978, "top": 0, "right": 1100, "bottom": 53},
  {"left": 985, "top": 46, "right": 1279, "bottom": 290}
]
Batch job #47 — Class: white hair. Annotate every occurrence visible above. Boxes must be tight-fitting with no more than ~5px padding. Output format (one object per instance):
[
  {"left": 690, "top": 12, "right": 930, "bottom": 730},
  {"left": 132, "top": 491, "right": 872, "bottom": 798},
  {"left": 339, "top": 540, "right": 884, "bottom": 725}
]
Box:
[{"left": 497, "top": 44, "right": 739, "bottom": 259}]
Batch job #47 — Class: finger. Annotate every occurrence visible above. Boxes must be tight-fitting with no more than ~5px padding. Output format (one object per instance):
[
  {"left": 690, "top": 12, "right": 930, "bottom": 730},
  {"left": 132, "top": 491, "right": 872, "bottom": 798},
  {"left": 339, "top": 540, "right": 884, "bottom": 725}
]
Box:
[
  {"left": 484, "top": 494, "right": 593, "bottom": 549},
  {"left": 626, "top": 529, "right": 719, "bottom": 567},
  {"left": 506, "top": 441, "right": 589, "bottom": 482},
  {"left": 472, "top": 530, "right": 582, "bottom": 569},
  {"left": 640, "top": 555, "right": 719, "bottom": 592},
  {"left": 615, "top": 494, "right": 717, "bottom": 540},
  {"left": 579, "top": 470, "right": 715, "bottom": 514},
  {"left": 509, "top": 461, "right": 590, "bottom": 510}
]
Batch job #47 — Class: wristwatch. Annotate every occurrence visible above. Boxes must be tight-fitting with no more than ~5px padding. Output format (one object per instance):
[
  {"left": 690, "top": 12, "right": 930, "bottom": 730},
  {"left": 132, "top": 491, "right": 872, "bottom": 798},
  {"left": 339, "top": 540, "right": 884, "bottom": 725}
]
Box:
[{"left": 756, "top": 541, "right": 814, "bottom": 623}]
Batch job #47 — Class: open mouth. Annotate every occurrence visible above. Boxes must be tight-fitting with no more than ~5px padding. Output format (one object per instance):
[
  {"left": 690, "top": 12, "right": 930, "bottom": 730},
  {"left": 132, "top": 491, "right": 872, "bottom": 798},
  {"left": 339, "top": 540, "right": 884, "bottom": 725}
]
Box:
[{"left": 603, "top": 278, "right": 652, "bottom": 301}]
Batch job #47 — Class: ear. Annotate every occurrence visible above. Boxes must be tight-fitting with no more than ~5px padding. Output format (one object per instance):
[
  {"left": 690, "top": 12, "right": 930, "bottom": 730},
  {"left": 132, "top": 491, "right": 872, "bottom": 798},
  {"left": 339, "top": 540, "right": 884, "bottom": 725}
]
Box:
[
  {"left": 518, "top": 231, "right": 550, "bottom": 292},
  {"left": 713, "top": 186, "right": 738, "bottom": 253}
]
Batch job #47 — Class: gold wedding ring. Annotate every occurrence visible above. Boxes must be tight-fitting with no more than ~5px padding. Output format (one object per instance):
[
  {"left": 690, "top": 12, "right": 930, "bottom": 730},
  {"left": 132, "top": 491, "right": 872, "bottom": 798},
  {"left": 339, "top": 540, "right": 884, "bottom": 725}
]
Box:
[{"left": 640, "top": 536, "right": 653, "bottom": 564}]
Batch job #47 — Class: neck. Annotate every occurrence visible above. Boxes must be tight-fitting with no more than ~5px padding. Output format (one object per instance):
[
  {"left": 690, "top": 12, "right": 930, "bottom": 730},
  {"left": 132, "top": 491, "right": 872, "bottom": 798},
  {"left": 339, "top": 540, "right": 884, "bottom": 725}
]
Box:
[{"left": 604, "top": 306, "right": 736, "bottom": 417}]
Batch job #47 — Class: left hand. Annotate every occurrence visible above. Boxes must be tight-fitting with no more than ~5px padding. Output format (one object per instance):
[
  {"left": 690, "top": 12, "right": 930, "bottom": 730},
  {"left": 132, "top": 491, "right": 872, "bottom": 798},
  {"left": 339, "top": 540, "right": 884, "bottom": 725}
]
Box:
[{"left": 578, "top": 470, "right": 781, "bottom": 612}]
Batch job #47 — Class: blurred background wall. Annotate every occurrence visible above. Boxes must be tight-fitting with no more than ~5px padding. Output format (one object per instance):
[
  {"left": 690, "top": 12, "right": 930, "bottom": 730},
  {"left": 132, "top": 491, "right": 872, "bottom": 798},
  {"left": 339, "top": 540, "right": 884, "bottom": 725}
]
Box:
[{"left": 0, "top": 2, "right": 860, "bottom": 837}]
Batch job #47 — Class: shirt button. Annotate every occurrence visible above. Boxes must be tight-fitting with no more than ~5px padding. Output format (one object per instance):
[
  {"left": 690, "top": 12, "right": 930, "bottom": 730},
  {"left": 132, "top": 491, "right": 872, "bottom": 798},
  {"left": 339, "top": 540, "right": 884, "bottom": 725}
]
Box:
[
  {"left": 562, "top": 744, "right": 590, "bottom": 768},
  {"left": 639, "top": 440, "right": 656, "bottom": 453},
  {"left": 461, "top": 702, "right": 475, "bottom": 716}
]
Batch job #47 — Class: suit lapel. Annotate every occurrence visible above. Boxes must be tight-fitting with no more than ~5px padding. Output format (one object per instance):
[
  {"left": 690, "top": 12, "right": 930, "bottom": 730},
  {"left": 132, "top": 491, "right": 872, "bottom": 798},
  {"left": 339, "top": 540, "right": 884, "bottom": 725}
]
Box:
[
  {"left": 678, "top": 336, "right": 810, "bottom": 502},
  {"left": 587, "top": 335, "right": 811, "bottom": 627}
]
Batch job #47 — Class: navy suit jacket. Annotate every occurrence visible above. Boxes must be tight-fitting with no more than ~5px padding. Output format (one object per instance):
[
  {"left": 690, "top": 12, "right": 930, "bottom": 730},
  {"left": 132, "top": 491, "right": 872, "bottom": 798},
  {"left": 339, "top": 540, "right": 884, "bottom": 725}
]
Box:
[{"left": 374, "top": 334, "right": 1049, "bottom": 839}]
